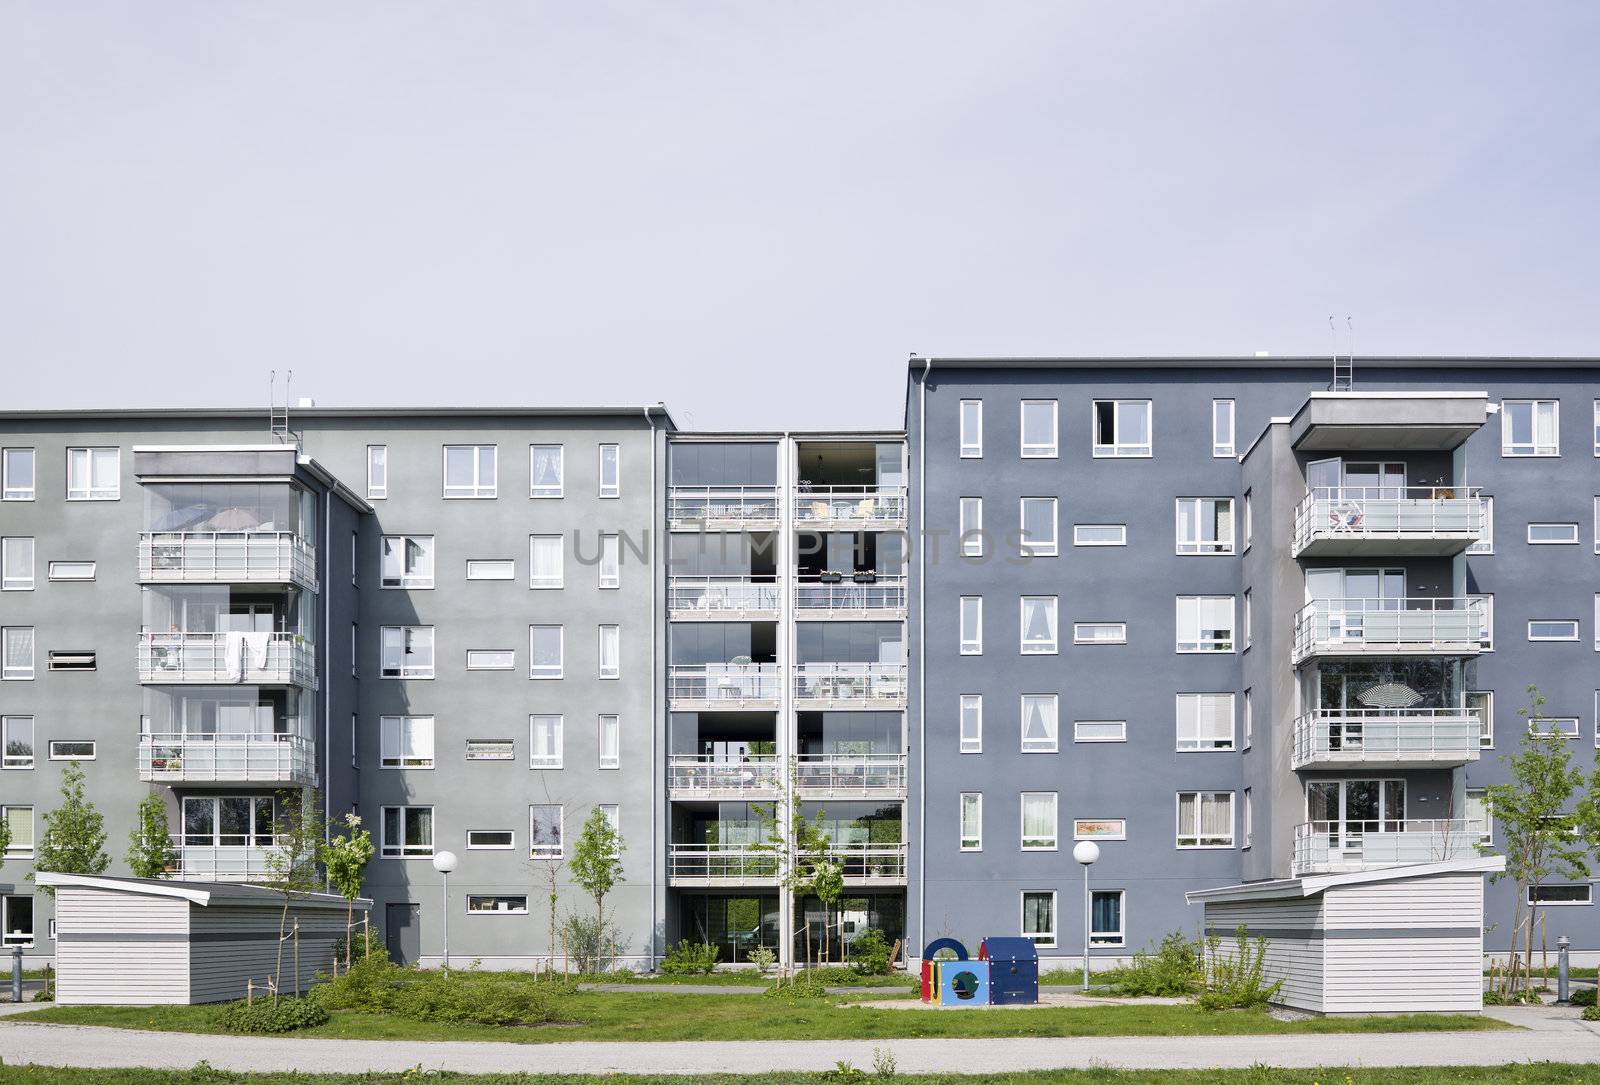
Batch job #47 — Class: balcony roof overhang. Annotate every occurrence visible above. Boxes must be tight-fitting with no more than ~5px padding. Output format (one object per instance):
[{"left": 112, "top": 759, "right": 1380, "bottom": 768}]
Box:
[
  {"left": 1288, "top": 392, "right": 1489, "bottom": 452},
  {"left": 1185, "top": 855, "right": 1505, "bottom": 905}
]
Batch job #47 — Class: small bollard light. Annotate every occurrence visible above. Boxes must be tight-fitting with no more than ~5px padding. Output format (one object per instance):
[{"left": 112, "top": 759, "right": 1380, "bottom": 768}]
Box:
[
  {"left": 10, "top": 945, "right": 22, "bottom": 1004},
  {"left": 1557, "top": 935, "right": 1571, "bottom": 1005}
]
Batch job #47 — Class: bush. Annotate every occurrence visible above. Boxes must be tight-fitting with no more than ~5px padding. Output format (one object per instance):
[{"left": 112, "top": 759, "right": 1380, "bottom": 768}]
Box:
[
  {"left": 1583, "top": 1003, "right": 1600, "bottom": 1022},
  {"left": 848, "top": 928, "right": 892, "bottom": 976},
  {"left": 748, "top": 945, "right": 777, "bottom": 973},
  {"left": 563, "top": 914, "right": 619, "bottom": 973},
  {"left": 1569, "top": 986, "right": 1596, "bottom": 1007},
  {"left": 660, "top": 939, "right": 720, "bottom": 975},
  {"left": 332, "top": 927, "right": 385, "bottom": 966},
  {"left": 764, "top": 973, "right": 829, "bottom": 1001},
  {"left": 1195, "top": 926, "right": 1284, "bottom": 1012},
  {"left": 315, "top": 956, "right": 566, "bottom": 1026},
  {"left": 216, "top": 996, "right": 329, "bottom": 1034},
  {"left": 1112, "top": 931, "right": 1203, "bottom": 997}
]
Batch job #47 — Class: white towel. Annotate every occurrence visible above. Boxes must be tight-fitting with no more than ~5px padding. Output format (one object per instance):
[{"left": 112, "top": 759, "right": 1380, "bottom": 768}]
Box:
[
  {"left": 222, "top": 632, "right": 245, "bottom": 681},
  {"left": 243, "top": 632, "right": 272, "bottom": 671}
]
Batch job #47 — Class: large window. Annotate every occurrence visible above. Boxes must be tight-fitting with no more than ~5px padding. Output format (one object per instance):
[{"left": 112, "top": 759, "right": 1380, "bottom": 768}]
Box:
[
  {"left": 367, "top": 445, "right": 387, "bottom": 500},
  {"left": 599, "top": 534, "right": 621, "bottom": 588},
  {"left": 182, "top": 796, "right": 275, "bottom": 847},
  {"left": 959, "top": 497, "right": 983, "bottom": 557},
  {"left": 380, "top": 716, "right": 434, "bottom": 768},
  {"left": 2, "top": 627, "right": 35, "bottom": 680},
  {"left": 1020, "top": 792, "right": 1058, "bottom": 850},
  {"left": 1091, "top": 889, "right": 1125, "bottom": 946},
  {"left": 1021, "top": 891, "right": 1056, "bottom": 948},
  {"left": 380, "top": 536, "right": 434, "bottom": 589},
  {"left": 382, "top": 806, "right": 434, "bottom": 858},
  {"left": 599, "top": 625, "right": 621, "bottom": 679},
  {"left": 1, "top": 806, "right": 33, "bottom": 858},
  {"left": 1176, "top": 791, "right": 1233, "bottom": 848},
  {"left": 1502, "top": 399, "right": 1559, "bottom": 457},
  {"left": 1019, "top": 498, "right": 1058, "bottom": 556},
  {"left": 1, "top": 716, "right": 32, "bottom": 769},
  {"left": 1, "top": 449, "right": 34, "bottom": 501},
  {"left": 531, "top": 445, "right": 564, "bottom": 498},
  {"left": 443, "top": 444, "right": 497, "bottom": 498},
  {"left": 1093, "top": 400, "right": 1152, "bottom": 458},
  {"left": 1020, "top": 400, "right": 1058, "bottom": 458},
  {"left": 599, "top": 444, "right": 620, "bottom": 498},
  {"left": 959, "top": 596, "right": 983, "bottom": 655},
  {"left": 66, "top": 447, "right": 119, "bottom": 500},
  {"left": 1020, "top": 596, "right": 1058, "bottom": 654},
  {"left": 1212, "top": 399, "right": 1235, "bottom": 458},
  {"left": 1, "top": 538, "right": 33, "bottom": 591},
  {"left": 530, "top": 804, "right": 564, "bottom": 859},
  {"left": 1175, "top": 596, "right": 1235, "bottom": 653},
  {"left": 959, "top": 694, "right": 982, "bottom": 753},
  {"left": 599, "top": 714, "right": 620, "bottom": 769},
  {"left": 530, "top": 625, "right": 564, "bottom": 679},
  {"left": 530, "top": 535, "right": 564, "bottom": 588},
  {"left": 380, "top": 626, "right": 435, "bottom": 679},
  {"left": 1176, "top": 693, "right": 1235, "bottom": 751},
  {"left": 1020, "top": 694, "right": 1058, "bottom": 753},
  {"left": 530, "top": 715, "right": 563, "bottom": 769},
  {"left": 960, "top": 792, "right": 982, "bottom": 851},
  {"left": 959, "top": 399, "right": 983, "bottom": 458},
  {"left": 1175, "top": 498, "right": 1234, "bottom": 555}
]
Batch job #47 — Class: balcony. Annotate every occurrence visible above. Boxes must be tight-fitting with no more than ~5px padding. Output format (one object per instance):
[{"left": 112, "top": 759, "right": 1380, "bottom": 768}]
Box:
[
  {"left": 138, "top": 531, "right": 318, "bottom": 589},
  {"left": 794, "top": 576, "right": 907, "bottom": 619},
  {"left": 1292, "top": 598, "right": 1486, "bottom": 665},
  {"left": 668, "top": 664, "right": 781, "bottom": 711},
  {"left": 668, "top": 577, "right": 780, "bottom": 621},
  {"left": 793, "top": 663, "right": 907, "bottom": 709},
  {"left": 795, "top": 754, "right": 906, "bottom": 798},
  {"left": 668, "top": 486, "right": 780, "bottom": 530},
  {"left": 668, "top": 754, "right": 780, "bottom": 798},
  {"left": 1292, "top": 820, "right": 1480, "bottom": 876},
  {"left": 667, "top": 841, "right": 907, "bottom": 887},
  {"left": 137, "top": 632, "right": 317, "bottom": 689},
  {"left": 794, "top": 486, "right": 907, "bottom": 528},
  {"left": 1292, "top": 487, "right": 1485, "bottom": 557},
  {"left": 1291, "top": 710, "right": 1482, "bottom": 770},
  {"left": 139, "top": 733, "right": 317, "bottom": 786},
  {"left": 170, "top": 842, "right": 277, "bottom": 881}
]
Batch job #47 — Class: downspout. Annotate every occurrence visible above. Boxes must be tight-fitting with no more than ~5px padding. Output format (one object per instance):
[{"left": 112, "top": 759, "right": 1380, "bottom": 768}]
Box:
[
  {"left": 322, "top": 486, "right": 332, "bottom": 857},
  {"left": 917, "top": 356, "right": 931, "bottom": 954},
  {"left": 643, "top": 405, "right": 659, "bottom": 969}
]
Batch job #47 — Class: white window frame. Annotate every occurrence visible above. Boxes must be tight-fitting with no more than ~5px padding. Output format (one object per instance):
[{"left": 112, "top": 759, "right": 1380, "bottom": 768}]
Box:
[
  {"left": 1501, "top": 399, "right": 1559, "bottom": 457},
  {"left": 466, "top": 831, "right": 515, "bottom": 851},
  {"left": 1176, "top": 791, "right": 1234, "bottom": 849},
  {"left": 959, "top": 694, "right": 982, "bottom": 754},
  {"left": 1073, "top": 524, "right": 1126, "bottom": 547},
  {"left": 1019, "top": 497, "right": 1058, "bottom": 557},
  {"left": 1175, "top": 497, "right": 1235, "bottom": 556},
  {"left": 530, "top": 444, "right": 564, "bottom": 499},
  {"left": 1466, "top": 786, "right": 1493, "bottom": 843},
  {"left": 48, "top": 561, "right": 95, "bottom": 582},
  {"left": 1072, "top": 622, "right": 1126, "bottom": 645},
  {"left": 380, "top": 535, "right": 435, "bottom": 589},
  {"left": 1242, "top": 490, "right": 1253, "bottom": 549},
  {"left": 1212, "top": 399, "right": 1235, "bottom": 458},
  {"left": 2, "top": 627, "right": 35, "bottom": 681},
  {"left": 1594, "top": 399, "right": 1600, "bottom": 457},
  {"left": 1528, "top": 884, "right": 1593, "bottom": 906},
  {"left": 530, "top": 624, "right": 564, "bottom": 679},
  {"left": 959, "top": 596, "right": 983, "bottom": 655},
  {"left": 1, "top": 538, "right": 33, "bottom": 591},
  {"left": 465, "top": 739, "right": 515, "bottom": 761},
  {"left": 959, "top": 497, "right": 983, "bottom": 557},
  {"left": 599, "top": 714, "right": 620, "bottom": 769},
  {"left": 467, "top": 894, "right": 529, "bottom": 914},
  {"left": 366, "top": 445, "right": 387, "bottom": 500},
  {"left": 1472, "top": 593, "right": 1495, "bottom": 651},
  {"left": 1, "top": 449, "right": 34, "bottom": 501},
  {"left": 959, "top": 399, "right": 983, "bottom": 458},
  {"left": 66, "top": 447, "right": 119, "bottom": 501},
  {"left": 1527, "top": 522, "right": 1579, "bottom": 545},
  {"left": 1020, "top": 890, "right": 1057, "bottom": 948},
  {"left": 1242, "top": 788, "right": 1253, "bottom": 848},
  {"left": 1471, "top": 690, "right": 1494, "bottom": 748},
  {"left": 1175, "top": 596, "right": 1235, "bottom": 653},
  {"left": 1529, "top": 620, "right": 1579, "bottom": 642},
  {"left": 1467, "top": 496, "right": 1494, "bottom": 554},
  {"left": 959, "top": 792, "right": 982, "bottom": 852},
  {"left": 443, "top": 444, "right": 497, "bottom": 499},
  {"left": 1074, "top": 720, "right": 1126, "bottom": 743},
  {"left": 529, "top": 804, "right": 565, "bottom": 859},
  {"left": 1176, "top": 692, "right": 1236, "bottom": 752},
  {"left": 1, "top": 894, "right": 34, "bottom": 948},
  {"left": 380, "top": 805, "right": 434, "bottom": 858},
  {"left": 1, "top": 806, "right": 34, "bottom": 859},
  {"left": 599, "top": 444, "right": 620, "bottom": 499},
  {"left": 1529, "top": 717, "right": 1580, "bottom": 738},
  {"left": 47, "top": 739, "right": 95, "bottom": 761},
  {"left": 530, "top": 535, "right": 564, "bottom": 589},
  {"left": 1019, "top": 596, "right": 1059, "bottom": 655},
  {"left": 2, "top": 716, "right": 34, "bottom": 769},
  {"left": 1243, "top": 688, "right": 1253, "bottom": 749},
  {"left": 599, "top": 534, "right": 621, "bottom": 588},
  {"left": 1019, "top": 399, "right": 1059, "bottom": 459},
  {"left": 1020, "top": 694, "right": 1059, "bottom": 753},
  {"left": 466, "top": 559, "right": 515, "bottom": 581},
  {"left": 1090, "top": 888, "right": 1126, "bottom": 947},
  {"left": 380, "top": 715, "right": 435, "bottom": 769},
  {"left": 466, "top": 649, "right": 515, "bottom": 670},
  {"left": 1020, "top": 791, "right": 1058, "bottom": 850},
  {"left": 1242, "top": 590, "right": 1252, "bottom": 649},
  {"left": 599, "top": 624, "right": 621, "bottom": 679},
  {"left": 529, "top": 714, "right": 564, "bottom": 769},
  {"left": 1074, "top": 819, "right": 1127, "bottom": 841},
  {"left": 380, "top": 626, "right": 435, "bottom": 679},
  {"left": 1092, "top": 399, "right": 1153, "bottom": 458}
]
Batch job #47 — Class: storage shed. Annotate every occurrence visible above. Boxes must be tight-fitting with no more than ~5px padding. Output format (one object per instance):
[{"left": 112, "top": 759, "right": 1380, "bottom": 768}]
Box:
[
  {"left": 39, "top": 872, "right": 371, "bottom": 1005},
  {"left": 1186, "top": 856, "right": 1503, "bottom": 1015}
]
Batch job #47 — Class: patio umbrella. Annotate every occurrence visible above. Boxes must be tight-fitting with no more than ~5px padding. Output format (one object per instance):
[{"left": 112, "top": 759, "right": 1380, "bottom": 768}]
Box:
[
  {"left": 1356, "top": 682, "right": 1422, "bottom": 709},
  {"left": 203, "top": 507, "right": 264, "bottom": 531}
]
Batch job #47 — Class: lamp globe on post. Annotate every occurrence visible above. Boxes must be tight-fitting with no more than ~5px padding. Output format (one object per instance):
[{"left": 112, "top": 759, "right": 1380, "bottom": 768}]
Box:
[
  {"left": 1072, "top": 840, "right": 1100, "bottom": 991},
  {"left": 432, "top": 850, "right": 459, "bottom": 970}
]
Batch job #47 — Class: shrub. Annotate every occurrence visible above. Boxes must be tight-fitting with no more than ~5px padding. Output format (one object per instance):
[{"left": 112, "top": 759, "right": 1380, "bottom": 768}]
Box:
[
  {"left": 764, "top": 972, "right": 829, "bottom": 1001},
  {"left": 1195, "top": 926, "right": 1284, "bottom": 1012},
  {"left": 332, "top": 927, "right": 385, "bottom": 967},
  {"left": 848, "top": 928, "right": 892, "bottom": 976},
  {"left": 216, "top": 996, "right": 329, "bottom": 1034},
  {"left": 1569, "top": 986, "right": 1596, "bottom": 1007},
  {"left": 748, "top": 945, "right": 777, "bottom": 973},
  {"left": 315, "top": 956, "right": 566, "bottom": 1026},
  {"left": 1583, "top": 1003, "right": 1600, "bottom": 1022},
  {"left": 1112, "top": 930, "right": 1203, "bottom": 997},
  {"left": 660, "top": 939, "right": 720, "bottom": 975},
  {"left": 563, "top": 914, "right": 618, "bottom": 973}
]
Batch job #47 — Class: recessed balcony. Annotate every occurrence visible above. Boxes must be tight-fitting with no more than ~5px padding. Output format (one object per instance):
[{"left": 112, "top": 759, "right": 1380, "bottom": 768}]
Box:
[
  {"left": 667, "top": 577, "right": 780, "bottom": 621},
  {"left": 1292, "top": 487, "right": 1485, "bottom": 557},
  {"left": 137, "top": 632, "right": 317, "bottom": 689},
  {"left": 666, "top": 841, "right": 906, "bottom": 887},
  {"left": 793, "top": 486, "right": 906, "bottom": 528},
  {"left": 668, "top": 486, "right": 780, "bottom": 530},
  {"left": 139, "top": 733, "right": 317, "bottom": 786},
  {"left": 794, "top": 754, "right": 907, "bottom": 799},
  {"left": 794, "top": 576, "right": 907, "bottom": 619},
  {"left": 1291, "top": 598, "right": 1486, "bottom": 665},
  {"left": 138, "top": 531, "right": 318, "bottom": 589},
  {"left": 668, "top": 664, "right": 781, "bottom": 711},
  {"left": 1291, "top": 820, "right": 1480, "bottom": 877},
  {"left": 793, "top": 663, "right": 907, "bottom": 709},
  {"left": 668, "top": 754, "right": 780, "bottom": 799},
  {"left": 1291, "top": 710, "right": 1482, "bottom": 770},
  {"left": 169, "top": 842, "right": 277, "bottom": 881}
]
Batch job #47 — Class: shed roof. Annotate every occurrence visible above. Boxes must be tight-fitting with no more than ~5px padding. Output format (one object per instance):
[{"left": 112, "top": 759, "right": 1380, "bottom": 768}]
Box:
[
  {"left": 1184, "top": 856, "right": 1506, "bottom": 906},
  {"left": 35, "top": 872, "right": 370, "bottom": 911}
]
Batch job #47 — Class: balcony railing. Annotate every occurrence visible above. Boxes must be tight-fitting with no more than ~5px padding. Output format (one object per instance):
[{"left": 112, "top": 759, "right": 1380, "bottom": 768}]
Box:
[
  {"left": 170, "top": 842, "right": 277, "bottom": 881},
  {"left": 137, "top": 632, "right": 317, "bottom": 688},
  {"left": 668, "top": 754, "right": 780, "bottom": 796},
  {"left": 1291, "top": 710, "right": 1482, "bottom": 770},
  {"left": 140, "top": 733, "right": 316, "bottom": 785},
  {"left": 1292, "top": 820, "right": 1480, "bottom": 876},
  {"left": 668, "top": 486, "right": 780, "bottom": 527},
  {"left": 667, "top": 841, "right": 907, "bottom": 885},
  {"left": 795, "top": 754, "right": 907, "bottom": 796},
  {"left": 1292, "top": 487, "right": 1485, "bottom": 556},
  {"left": 667, "top": 577, "right": 780, "bottom": 618},
  {"left": 794, "top": 486, "right": 907, "bottom": 525},
  {"left": 794, "top": 576, "right": 908, "bottom": 616},
  {"left": 668, "top": 663, "right": 781, "bottom": 708},
  {"left": 793, "top": 663, "right": 907, "bottom": 707},
  {"left": 1292, "top": 597, "right": 1486, "bottom": 663},
  {"left": 138, "top": 531, "right": 318, "bottom": 588}
]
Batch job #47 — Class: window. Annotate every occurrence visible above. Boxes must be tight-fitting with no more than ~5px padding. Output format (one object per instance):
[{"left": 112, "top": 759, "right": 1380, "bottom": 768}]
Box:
[
  {"left": 2, "top": 628, "right": 35, "bottom": 680},
  {"left": 1597, "top": 597, "right": 1600, "bottom": 650},
  {"left": 529, "top": 535, "right": 564, "bottom": 589},
  {"left": 1020, "top": 694, "right": 1059, "bottom": 753},
  {"left": 1529, "top": 717, "right": 1580, "bottom": 738},
  {"left": 443, "top": 444, "right": 497, "bottom": 498},
  {"left": 1470, "top": 690, "right": 1494, "bottom": 748},
  {"left": 1091, "top": 890, "right": 1125, "bottom": 947},
  {"left": 48, "top": 651, "right": 95, "bottom": 672},
  {"left": 1176, "top": 693, "right": 1235, "bottom": 751},
  {"left": 530, "top": 804, "right": 564, "bottom": 858},
  {"left": 466, "top": 649, "right": 515, "bottom": 670},
  {"left": 1502, "top": 399, "right": 1559, "bottom": 457},
  {"left": 2, "top": 717, "right": 34, "bottom": 769},
  {"left": 1529, "top": 884, "right": 1593, "bottom": 906},
  {"left": 1176, "top": 596, "right": 1235, "bottom": 653},
  {"left": 959, "top": 497, "right": 983, "bottom": 557},
  {"left": 380, "top": 626, "right": 435, "bottom": 679},
  {"left": 1529, "top": 620, "right": 1579, "bottom": 642},
  {"left": 1465, "top": 788, "right": 1492, "bottom": 843},
  {"left": 381, "top": 806, "right": 434, "bottom": 857},
  {"left": 1528, "top": 523, "right": 1579, "bottom": 545},
  {"left": 1212, "top": 399, "right": 1235, "bottom": 457},
  {"left": 1020, "top": 792, "right": 1058, "bottom": 849},
  {"left": 1175, "top": 498, "right": 1234, "bottom": 555},
  {"left": 599, "top": 714, "right": 620, "bottom": 769},
  {"left": 468, "top": 894, "right": 528, "bottom": 913},
  {"left": 531, "top": 444, "right": 564, "bottom": 498},
  {"left": 380, "top": 536, "right": 434, "bottom": 588},
  {"left": 1242, "top": 788, "right": 1253, "bottom": 848},
  {"left": 466, "top": 831, "right": 515, "bottom": 851},
  {"left": 2, "top": 806, "right": 33, "bottom": 859},
  {"left": 1019, "top": 498, "right": 1058, "bottom": 556},
  {"left": 1242, "top": 591, "right": 1252, "bottom": 649},
  {"left": 1468, "top": 496, "right": 1494, "bottom": 554},
  {"left": 958, "top": 596, "right": 983, "bottom": 655},
  {"left": 462, "top": 559, "right": 512, "bottom": 582},
  {"left": 959, "top": 400, "right": 983, "bottom": 458},
  {"left": 48, "top": 739, "right": 94, "bottom": 761},
  {"left": 1021, "top": 891, "right": 1056, "bottom": 948},
  {"left": 959, "top": 793, "right": 982, "bottom": 851},
  {"left": 351, "top": 532, "right": 358, "bottom": 586},
  {"left": 530, "top": 625, "right": 564, "bottom": 679},
  {"left": 47, "top": 561, "right": 95, "bottom": 581},
  {"left": 66, "top": 447, "right": 119, "bottom": 500},
  {"left": 1074, "top": 720, "right": 1125, "bottom": 743},
  {"left": 1019, "top": 399, "right": 1058, "bottom": 458},
  {"left": 599, "top": 534, "right": 621, "bottom": 588},
  {"left": 1073, "top": 524, "right": 1126, "bottom": 547},
  {"left": 1020, "top": 596, "right": 1058, "bottom": 654},
  {"left": 530, "top": 715, "right": 563, "bottom": 769},
  {"left": 1177, "top": 791, "right": 1233, "bottom": 848},
  {"left": 1, "top": 449, "right": 34, "bottom": 501},
  {"left": 1595, "top": 399, "right": 1600, "bottom": 456},
  {"left": 1242, "top": 490, "right": 1253, "bottom": 549},
  {"left": 350, "top": 622, "right": 359, "bottom": 677},
  {"left": 367, "top": 445, "right": 388, "bottom": 500},
  {"left": 1073, "top": 622, "right": 1126, "bottom": 645},
  {"left": 466, "top": 739, "right": 515, "bottom": 761},
  {"left": 1243, "top": 689, "right": 1253, "bottom": 749},
  {"left": 599, "top": 444, "right": 620, "bottom": 498},
  {"left": 380, "top": 716, "right": 435, "bottom": 768},
  {"left": 1, "top": 895, "right": 33, "bottom": 947},
  {"left": 1472, "top": 593, "right": 1495, "bottom": 650},
  {"left": 1093, "top": 399, "right": 1152, "bottom": 458},
  {"left": 2, "top": 538, "right": 33, "bottom": 591},
  {"left": 599, "top": 625, "right": 621, "bottom": 679},
  {"left": 959, "top": 695, "right": 982, "bottom": 753},
  {"left": 351, "top": 715, "right": 358, "bottom": 768}
]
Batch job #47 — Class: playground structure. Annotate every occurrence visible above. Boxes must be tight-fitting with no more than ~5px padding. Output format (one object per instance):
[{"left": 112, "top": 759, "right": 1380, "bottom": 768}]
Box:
[{"left": 917, "top": 936, "right": 1039, "bottom": 1006}]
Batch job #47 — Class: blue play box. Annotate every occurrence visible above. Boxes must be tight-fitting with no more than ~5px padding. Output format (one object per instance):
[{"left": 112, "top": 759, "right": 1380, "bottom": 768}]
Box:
[{"left": 936, "top": 959, "right": 990, "bottom": 1005}]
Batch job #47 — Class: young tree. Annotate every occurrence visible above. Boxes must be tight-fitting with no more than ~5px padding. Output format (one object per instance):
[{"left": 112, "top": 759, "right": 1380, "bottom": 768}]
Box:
[
  {"left": 569, "top": 806, "right": 625, "bottom": 970},
  {"left": 28, "top": 763, "right": 110, "bottom": 895},
  {"left": 756, "top": 776, "right": 837, "bottom": 970},
  {"left": 0, "top": 806, "right": 10, "bottom": 869},
  {"left": 323, "top": 812, "right": 375, "bottom": 966},
  {"left": 126, "top": 792, "right": 178, "bottom": 879},
  {"left": 263, "top": 790, "right": 325, "bottom": 995}
]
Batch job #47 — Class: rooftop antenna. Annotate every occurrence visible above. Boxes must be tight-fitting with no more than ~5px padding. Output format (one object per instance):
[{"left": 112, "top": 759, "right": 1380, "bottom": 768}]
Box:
[{"left": 1330, "top": 316, "right": 1353, "bottom": 391}]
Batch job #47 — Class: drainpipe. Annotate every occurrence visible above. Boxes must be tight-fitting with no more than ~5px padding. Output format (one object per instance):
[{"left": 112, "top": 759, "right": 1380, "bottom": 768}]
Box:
[
  {"left": 322, "top": 486, "right": 332, "bottom": 855},
  {"left": 643, "top": 405, "right": 659, "bottom": 970},
  {"left": 917, "top": 356, "right": 931, "bottom": 955}
]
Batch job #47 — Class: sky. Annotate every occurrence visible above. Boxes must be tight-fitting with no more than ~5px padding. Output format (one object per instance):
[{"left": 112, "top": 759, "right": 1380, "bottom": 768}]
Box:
[{"left": 2, "top": 2, "right": 1597, "bottom": 431}]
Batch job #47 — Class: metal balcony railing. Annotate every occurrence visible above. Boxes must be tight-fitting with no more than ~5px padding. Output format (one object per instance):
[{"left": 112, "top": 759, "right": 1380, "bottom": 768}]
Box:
[
  {"left": 140, "top": 733, "right": 316, "bottom": 785},
  {"left": 794, "top": 754, "right": 907, "bottom": 796},
  {"left": 667, "top": 754, "right": 780, "bottom": 796},
  {"left": 137, "top": 632, "right": 317, "bottom": 688},
  {"left": 1292, "top": 820, "right": 1480, "bottom": 876},
  {"left": 170, "top": 842, "right": 278, "bottom": 881},
  {"left": 793, "top": 576, "right": 908, "bottom": 615},
  {"left": 1291, "top": 710, "right": 1482, "bottom": 769},
  {"left": 668, "top": 486, "right": 780, "bottom": 526},
  {"left": 792, "top": 663, "right": 907, "bottom": 706},
  {"left": 666, "top": 841, "right": 907, "bottom": 885},
  {"left": 793, "top": 486, "right": 907, "bottom": 525},
  {"left": 1292, "top": 487, "right": 1485, "bottom": 555},
  {"left": 138, "top": 531, "right": 318, "bottom": 589},
  {"left": 667, "top": 663, "right": 781, "bottom": 706},
  {"left": 667, "top": 577, "right": 780, "bottom": 617},
  {"left": 1292, "top": 597, "right": 1486, "bottom": 663}
]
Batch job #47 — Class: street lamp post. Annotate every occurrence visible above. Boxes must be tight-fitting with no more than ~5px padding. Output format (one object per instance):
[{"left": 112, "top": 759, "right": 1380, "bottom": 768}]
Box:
[
  {"left": 432, "top": 850, "right": 459, "bottom": 970},
  {"left": 1073, "top": 840, "right": 1100, "bottom": 991}
]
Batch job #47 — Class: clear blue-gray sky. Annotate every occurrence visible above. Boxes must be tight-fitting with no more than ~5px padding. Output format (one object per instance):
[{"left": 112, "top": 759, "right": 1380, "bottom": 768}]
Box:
[{"left": 2, "top": 3, "right": 1596, "bottom": 430}]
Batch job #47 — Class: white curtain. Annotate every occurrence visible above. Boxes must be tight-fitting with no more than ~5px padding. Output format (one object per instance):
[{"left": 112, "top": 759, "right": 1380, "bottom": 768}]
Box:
[
  {"left": 533, "top": 446, "right": 562, "bottom": 491},
  {"left": 1201, "top": 793, "right": 1232, "bottom": 840},
  {"left": 1022, "top": 794, "right": 1055, "bottom": 841},
  {"left": 1023, "top": 696, "right": 1057, "bottom": 746},
  {"left": 404, "top": 717, "right": 433, "bottom": 763},
  {"left": 4, "top": 628, "right": 33, "bottom": 671},
  {"left": 1023, "top": 597, "right": 1057, "bottom": 647},
  {"left": 532, "top": 536, "right": 563, "bottom": 585}
]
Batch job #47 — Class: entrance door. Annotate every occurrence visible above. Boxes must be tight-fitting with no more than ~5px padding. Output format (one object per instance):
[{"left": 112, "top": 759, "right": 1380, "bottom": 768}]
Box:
[{"left": 386, "top": 903, "right": 421, "bottom": 965}]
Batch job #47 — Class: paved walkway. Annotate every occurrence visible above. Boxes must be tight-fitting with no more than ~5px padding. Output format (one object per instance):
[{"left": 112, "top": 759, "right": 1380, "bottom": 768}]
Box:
[{"left": 2, "top": 1005, "right": 1600, "bottom": 1074}]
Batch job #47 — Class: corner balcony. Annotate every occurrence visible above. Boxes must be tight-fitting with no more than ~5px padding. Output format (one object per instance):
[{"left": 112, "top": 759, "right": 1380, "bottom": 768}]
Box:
[
  {"left": 1291, "top": 710, "right": 1482, "bottom": 771},
  {"left": 169, "top": 842, "right": 277, "bottom": 881},
  {"left": 1291, "top": 598, "right": 1485, "bottom": 665},
  {"left": 1292, "top": 820, "right": 1480, "bottom": 877},
  {"left": 793, "top": 663, "right": 907, "bottom": 709},
  {"left": 668, "top": 486, "right": 780, "bottom": 531},
  {"left": 794, "top": 576, "right": 907, "bottom": 619},
  {"left": 668, "top": 663, "right": 781, "bottom": 711},
  {"left": 138, "top": 531, "right": 318, "bottom": 590},
  {"left": 668, "top": 754, "right": 780, "bottom": 799},
  {"left": 795, "top": 754, "right": 907, "bottom": 799},
  {"left": 667, "top": 577, "right": 780, "bottom": 621},
  {"left": 666, "top": 842, "right": 907, "bottom": 887},
  {"left": 794, "top": 486, "right": 907, "bottom": 529},
  {"left": 137, "top": 632, "right": 317, "bottom": 689},
  {"left": 139, "top": 733, "right": 317, "bottom": 786},
  {"left": 1292, "top": 487, "right": 1485, "bottom": 557}
]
